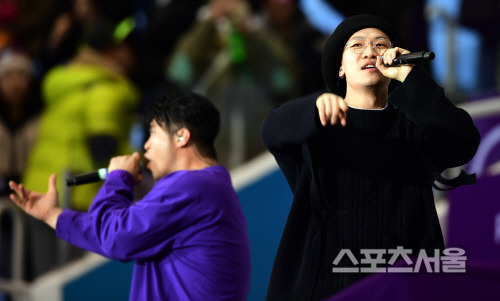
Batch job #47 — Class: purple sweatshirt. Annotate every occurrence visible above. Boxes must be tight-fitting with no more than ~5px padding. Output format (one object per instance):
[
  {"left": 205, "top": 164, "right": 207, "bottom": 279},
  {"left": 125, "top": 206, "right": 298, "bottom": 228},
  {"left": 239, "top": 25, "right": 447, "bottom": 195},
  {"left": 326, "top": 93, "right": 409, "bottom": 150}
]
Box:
[{"left": 56, "top": 166, "right": 251, "bottom": 300}]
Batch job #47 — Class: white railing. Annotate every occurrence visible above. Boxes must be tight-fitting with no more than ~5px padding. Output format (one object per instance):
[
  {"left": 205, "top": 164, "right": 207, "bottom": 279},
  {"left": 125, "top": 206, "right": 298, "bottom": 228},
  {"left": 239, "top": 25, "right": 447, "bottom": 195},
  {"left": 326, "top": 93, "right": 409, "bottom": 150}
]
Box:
[{"left": 0, "top": 200, "right": 28, "bottom": 300}]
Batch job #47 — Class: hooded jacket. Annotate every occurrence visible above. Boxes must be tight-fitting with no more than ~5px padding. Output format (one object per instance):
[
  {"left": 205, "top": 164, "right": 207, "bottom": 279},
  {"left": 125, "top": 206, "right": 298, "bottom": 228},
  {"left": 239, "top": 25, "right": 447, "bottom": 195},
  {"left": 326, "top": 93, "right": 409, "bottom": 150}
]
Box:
[{"left": 23, "top": 47, "right": 139, "bottom": 210}]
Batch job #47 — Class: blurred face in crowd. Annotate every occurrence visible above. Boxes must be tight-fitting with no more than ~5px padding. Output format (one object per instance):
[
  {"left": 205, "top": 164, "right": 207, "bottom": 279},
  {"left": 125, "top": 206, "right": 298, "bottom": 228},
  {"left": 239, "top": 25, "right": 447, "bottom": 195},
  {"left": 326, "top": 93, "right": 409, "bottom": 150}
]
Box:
[
  {"left": 105, "top": 42, "right": 136, "bottom": 76},
  {"left": 265, "top": 0, "right": 297, "bottom": 27},
  {"left": 210, "top": 0, "right": 243, "bottom": 19},
  {"left": 73, "top": 0, "right": 98, "bottom": 23},
  {"left": 0, "top": 70, "right": 31, "bottom": 107}
]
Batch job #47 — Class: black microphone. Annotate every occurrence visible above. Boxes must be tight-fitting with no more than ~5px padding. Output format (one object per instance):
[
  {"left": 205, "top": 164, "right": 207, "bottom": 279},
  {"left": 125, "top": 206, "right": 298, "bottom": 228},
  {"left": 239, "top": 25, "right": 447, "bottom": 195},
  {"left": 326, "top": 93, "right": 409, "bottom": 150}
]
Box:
[
  {"left": 66, "top": 162, "right": 145, "bottom": 186},
  {"left": 66, "top": 168, "right": 108, "bottom": 186},
  {"left": 384, "top": 51, "right": 435, "bottom": 67}
]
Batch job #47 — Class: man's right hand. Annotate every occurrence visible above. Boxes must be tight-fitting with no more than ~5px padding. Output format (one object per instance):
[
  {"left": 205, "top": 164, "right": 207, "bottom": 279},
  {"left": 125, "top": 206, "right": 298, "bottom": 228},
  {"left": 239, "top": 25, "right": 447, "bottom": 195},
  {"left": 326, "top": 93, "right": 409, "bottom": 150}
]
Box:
[
  {"left": 108, "top": 152, "right": 144, "bottom": 184},
  {"left": 316, "top": 93, "right": 349, "bottom": 127}
]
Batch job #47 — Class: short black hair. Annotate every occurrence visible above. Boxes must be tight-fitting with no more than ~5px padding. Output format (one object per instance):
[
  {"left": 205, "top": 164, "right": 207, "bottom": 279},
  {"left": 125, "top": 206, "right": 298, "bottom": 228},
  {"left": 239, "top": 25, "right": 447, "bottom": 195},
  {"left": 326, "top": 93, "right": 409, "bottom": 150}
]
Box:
[{"left": 145, "top": 92, "right": 220, "bottom": 160}]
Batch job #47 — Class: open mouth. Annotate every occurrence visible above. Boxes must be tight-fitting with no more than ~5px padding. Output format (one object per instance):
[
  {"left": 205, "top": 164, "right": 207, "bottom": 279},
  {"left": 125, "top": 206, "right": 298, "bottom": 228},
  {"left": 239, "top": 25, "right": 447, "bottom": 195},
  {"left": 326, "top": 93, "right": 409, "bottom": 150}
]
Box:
[{"left": 362, "top": 64, "right": 376, "bottom": 70}]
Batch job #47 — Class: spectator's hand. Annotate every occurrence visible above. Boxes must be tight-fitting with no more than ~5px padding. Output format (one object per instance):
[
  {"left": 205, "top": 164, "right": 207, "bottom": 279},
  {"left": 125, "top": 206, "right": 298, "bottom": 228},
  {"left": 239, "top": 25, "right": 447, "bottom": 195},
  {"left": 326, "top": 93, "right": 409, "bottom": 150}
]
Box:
[
  {"left": 9, "top": 174, "right": 62, "bottom": 229},
  {"left": 316, "top": 93, "right": 348, "bottom": 127},
  {"left": 376, "top": 47, "right": 413, "bottom": 82},
  {"left": 108, "top": 152, "right": 143, "bottom": 184}
]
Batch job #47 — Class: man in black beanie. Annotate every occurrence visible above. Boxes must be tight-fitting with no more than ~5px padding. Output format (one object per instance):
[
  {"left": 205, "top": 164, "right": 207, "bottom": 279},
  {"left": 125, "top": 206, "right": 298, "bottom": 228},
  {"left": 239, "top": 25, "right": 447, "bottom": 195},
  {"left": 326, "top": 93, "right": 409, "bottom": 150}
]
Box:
[{"left": 261, "top": 14, "right": 479, "bottom": 300}]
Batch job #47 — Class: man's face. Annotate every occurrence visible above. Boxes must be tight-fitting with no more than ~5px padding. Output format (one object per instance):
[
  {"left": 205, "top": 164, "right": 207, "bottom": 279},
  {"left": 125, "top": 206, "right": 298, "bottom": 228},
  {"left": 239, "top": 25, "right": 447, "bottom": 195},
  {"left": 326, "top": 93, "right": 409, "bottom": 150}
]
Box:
[
  {"left": 340, "top": 27, "right": 392, "bottom": 92},
  {"left": 144, "top": 120, "right": 177, "bottom": 180}
]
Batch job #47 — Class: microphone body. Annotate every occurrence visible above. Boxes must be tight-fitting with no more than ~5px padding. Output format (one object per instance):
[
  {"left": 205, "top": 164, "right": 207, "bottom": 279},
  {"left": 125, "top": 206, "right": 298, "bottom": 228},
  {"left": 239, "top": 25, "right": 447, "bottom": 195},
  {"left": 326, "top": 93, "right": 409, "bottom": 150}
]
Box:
[
  {"left": 66, "top": 168, "right": 108, "bottom": 186},
  {"left": 66, "top": 162, "right": 144, "bottom": 186},
  {"left": 385, "top": 51, "right": 435, "bottom": 67}
]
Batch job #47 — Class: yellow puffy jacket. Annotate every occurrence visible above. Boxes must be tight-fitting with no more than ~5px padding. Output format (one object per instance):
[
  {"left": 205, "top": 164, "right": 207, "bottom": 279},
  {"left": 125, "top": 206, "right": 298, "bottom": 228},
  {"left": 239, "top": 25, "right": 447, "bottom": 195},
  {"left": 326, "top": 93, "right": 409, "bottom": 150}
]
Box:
[{"left": 23, "top": 61, "right": 139, "bottom": 211}]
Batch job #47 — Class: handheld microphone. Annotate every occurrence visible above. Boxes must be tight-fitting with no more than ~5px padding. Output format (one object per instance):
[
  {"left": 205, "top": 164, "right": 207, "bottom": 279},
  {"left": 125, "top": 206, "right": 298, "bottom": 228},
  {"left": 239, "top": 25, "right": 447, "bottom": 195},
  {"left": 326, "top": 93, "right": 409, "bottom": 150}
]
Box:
[
  {"left": 384, "top": 51, "right": 435, "bottom": 67},
  {"left": 66, "top": 168, "right": 108, "bottom": 186},
  {"left": 66, "top": 162, "right": 145, "bottom": 186}
]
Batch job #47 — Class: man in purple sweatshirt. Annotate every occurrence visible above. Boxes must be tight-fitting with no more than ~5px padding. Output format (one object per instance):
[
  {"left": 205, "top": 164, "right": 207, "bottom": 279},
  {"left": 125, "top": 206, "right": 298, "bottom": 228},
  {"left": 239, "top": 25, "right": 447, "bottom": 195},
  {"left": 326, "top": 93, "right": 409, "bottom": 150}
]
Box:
[{"left": 9, "top": 92, "right": 251, "bottom": 300}]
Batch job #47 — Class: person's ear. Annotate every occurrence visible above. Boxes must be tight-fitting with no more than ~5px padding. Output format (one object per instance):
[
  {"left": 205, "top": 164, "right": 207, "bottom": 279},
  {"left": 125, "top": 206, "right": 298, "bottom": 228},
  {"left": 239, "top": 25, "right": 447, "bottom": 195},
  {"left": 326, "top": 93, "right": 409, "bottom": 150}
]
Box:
[
  {"left": 339, "top": 66, "right": 345, "bottom": 79},
  {"left": 175, "top": 128, "right": 190, "bottom": 147}
]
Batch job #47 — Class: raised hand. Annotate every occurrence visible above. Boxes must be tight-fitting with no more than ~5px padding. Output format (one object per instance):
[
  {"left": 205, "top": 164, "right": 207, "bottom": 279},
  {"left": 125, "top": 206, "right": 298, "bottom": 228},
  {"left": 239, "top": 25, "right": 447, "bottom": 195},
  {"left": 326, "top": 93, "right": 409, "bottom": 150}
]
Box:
[{"left": 9, "top": 174, "right": 62, "bottom": 229}]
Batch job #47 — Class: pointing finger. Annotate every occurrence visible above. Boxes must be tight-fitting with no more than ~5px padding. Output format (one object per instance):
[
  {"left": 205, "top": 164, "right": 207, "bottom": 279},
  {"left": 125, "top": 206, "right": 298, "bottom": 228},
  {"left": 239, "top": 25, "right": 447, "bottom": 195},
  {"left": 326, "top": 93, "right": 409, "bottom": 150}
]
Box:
[
  {"left": 316, "top": 97, "right": 327, "bottom": 126},
  {"left": 330, "top": 98, "right": 339, "bottom": 125}
]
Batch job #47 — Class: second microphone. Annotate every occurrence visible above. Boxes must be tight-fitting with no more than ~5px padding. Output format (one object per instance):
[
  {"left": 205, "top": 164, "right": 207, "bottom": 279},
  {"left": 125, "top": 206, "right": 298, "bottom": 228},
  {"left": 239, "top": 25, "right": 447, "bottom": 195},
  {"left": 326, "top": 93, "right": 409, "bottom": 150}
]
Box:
[{"left": 384, "top": 51, "right": 435, "bottom": 67}]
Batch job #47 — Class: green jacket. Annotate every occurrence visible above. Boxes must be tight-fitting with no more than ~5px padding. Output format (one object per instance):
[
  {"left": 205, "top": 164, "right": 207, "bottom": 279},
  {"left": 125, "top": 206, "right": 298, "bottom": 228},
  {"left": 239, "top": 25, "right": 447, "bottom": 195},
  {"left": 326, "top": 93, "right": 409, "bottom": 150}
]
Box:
[{"left": 23, "top": 63, "right": 139, "bottom": 211}]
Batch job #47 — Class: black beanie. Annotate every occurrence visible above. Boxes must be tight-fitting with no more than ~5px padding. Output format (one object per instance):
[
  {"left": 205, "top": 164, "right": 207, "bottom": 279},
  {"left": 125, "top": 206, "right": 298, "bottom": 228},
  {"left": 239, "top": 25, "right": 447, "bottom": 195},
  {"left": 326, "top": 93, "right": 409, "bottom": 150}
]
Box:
[{"left": 321, "top": 14, "right": 404, "bottom": 96}]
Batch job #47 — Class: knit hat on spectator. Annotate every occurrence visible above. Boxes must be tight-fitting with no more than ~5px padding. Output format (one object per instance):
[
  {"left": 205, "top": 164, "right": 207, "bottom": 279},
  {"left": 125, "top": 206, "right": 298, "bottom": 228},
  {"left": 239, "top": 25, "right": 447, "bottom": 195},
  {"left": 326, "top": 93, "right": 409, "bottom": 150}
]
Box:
[{"left": 0, "top": 51, "right": 34, "bottom": 77}]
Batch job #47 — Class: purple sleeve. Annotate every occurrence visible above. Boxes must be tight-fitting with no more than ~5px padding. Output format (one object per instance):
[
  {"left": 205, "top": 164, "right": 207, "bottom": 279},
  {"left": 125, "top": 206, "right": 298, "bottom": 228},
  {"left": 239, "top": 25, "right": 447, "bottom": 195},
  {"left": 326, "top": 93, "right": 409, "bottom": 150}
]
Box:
[
  {"left": 55, "top": 170, "right": 137, "bottom": 259},
  {"left": 85, "top": 170, "right": 206, "bottom": 261},
  {"left": 57, "top": 169, "right": 225, "bottom": 262},
  {"left": 56, "top": 210, "right": 108, "bottom": 257}
]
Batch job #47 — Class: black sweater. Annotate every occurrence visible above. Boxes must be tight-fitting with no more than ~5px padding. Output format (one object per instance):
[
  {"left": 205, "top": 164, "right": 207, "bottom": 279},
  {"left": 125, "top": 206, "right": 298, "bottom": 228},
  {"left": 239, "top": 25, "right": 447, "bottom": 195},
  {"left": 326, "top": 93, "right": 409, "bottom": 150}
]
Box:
[{"left": 261, "top": 67, "right": 480, "bottom": 300}]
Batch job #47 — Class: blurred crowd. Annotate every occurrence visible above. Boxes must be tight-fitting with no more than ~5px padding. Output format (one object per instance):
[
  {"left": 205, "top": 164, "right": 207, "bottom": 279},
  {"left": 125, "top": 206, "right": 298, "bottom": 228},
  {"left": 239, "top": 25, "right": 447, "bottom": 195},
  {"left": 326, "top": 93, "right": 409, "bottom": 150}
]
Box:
[{"left": 0, "top": 0, "right": 499, "bottom": 289}]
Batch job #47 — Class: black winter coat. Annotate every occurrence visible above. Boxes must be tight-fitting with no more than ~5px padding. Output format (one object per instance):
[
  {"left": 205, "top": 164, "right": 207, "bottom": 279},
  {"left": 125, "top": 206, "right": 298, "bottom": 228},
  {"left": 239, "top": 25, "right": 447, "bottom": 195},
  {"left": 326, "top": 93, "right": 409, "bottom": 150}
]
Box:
[{"left": 261, "top": 66, "right": 480, "bottom": 300}]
